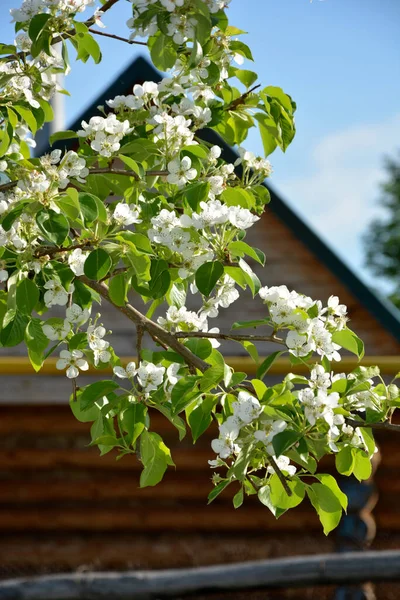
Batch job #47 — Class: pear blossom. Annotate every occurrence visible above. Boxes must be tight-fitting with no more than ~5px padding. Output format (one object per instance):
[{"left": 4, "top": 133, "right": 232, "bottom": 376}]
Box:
[
  {"left": 232, "top": 392, "right": 262, "bottom": 424},
  {"left": 167, "top": 156, "right": 197, "bottom": 187},
  {"left": 66, "top": 304, "right": 90, "bottom": 325},
  {"left": 136, "top": 361, "right": 166, "bottom": 392},
  {"left": 42, "top": 319, "right": 71, "bottom": 341},
  {"left": 68, "top": 248, "right": 88, "bottom": 277},
  {"left": 56, "top": 350, "right": 89, "bottom": 379},
  {"left": 0, "top": 269, "right": 8, "bottom": 283},
  {"left": 113, "top": 203, "right": 142, "bottom": 226},
  {"left": 113, "top": 362, "right": 137, "bottom": 379},
  {"left": 43, "top": 280, "right": 70, "bottom": 307}
]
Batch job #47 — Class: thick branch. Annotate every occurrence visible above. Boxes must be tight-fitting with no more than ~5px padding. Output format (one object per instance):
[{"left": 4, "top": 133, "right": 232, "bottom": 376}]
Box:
[
  {"left": 175, "top": 331, "right": 285, "bottom": 345},
  {"left": 346, "top": 418, "right": 400, "bottom": 433},
  {"left": 269, "top": 456, "right": 292, "bottom": 497},
  {"left": 88, "top": 28, "right": 147, "bottom": 46},
  {"left": 79, "top": 276, "right": 210, "bottom": 373}
]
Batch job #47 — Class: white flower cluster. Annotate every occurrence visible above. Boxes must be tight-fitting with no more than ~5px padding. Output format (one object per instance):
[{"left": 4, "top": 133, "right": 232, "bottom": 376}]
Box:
[
  {"left": 235, "top": 147, "right": 273, "bottom": 181},
  {"left": 10, "top": 0, "right": 95, "bottom": 24},
  {"left": 77, "top": 114, "right": 133, "bottom": 157},
  {"left": 183, "top": 199, "right": 260, "bottom": 230},
  {"left": 114, "top": 360, "right": 166, "bottom": 393},
  {"left": 259, "top": 286, "right": 348, "bottom": 361},
  {"left": 296, "top": 365, "right": 376, "bottom": 455},
  {"left": 210, "top": 391, "right": 296, "bottom": 475}
]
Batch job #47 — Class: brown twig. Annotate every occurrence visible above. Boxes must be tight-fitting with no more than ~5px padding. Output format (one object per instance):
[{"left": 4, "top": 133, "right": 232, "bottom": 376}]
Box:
[
  {"left": 34, "top": 241, "right": 94, "bottom": 258},
  {"left": 174, "top": 331, "right": 285, "bottom": 345},
  {"left": 88, "top": 28, "right": 147, "bottom": 46},
  {"left": 226, "top": 84, "right": 261, "bottom": 111},
  {"left": 269, "top": 456, "right": 293, "bottom": 497},
  {"left": 346, "top": 418, "right": 400, "bottom": 433}
]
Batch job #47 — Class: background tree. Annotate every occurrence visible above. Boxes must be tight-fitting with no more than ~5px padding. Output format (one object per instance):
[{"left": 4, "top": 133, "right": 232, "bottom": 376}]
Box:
[{"left": 364, "top": 152, "right": 400, "bottom": 308}]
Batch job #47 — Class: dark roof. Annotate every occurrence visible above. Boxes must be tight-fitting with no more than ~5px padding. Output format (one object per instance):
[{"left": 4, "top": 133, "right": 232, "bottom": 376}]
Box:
[{"left": 44, "top": 55, "right": 400, "bottom": 344}]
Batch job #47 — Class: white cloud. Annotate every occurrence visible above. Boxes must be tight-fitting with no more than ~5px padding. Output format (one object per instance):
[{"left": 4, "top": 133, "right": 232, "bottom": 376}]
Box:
[{"left": 275, "top": 113, "right": 400, "bottom": 281}]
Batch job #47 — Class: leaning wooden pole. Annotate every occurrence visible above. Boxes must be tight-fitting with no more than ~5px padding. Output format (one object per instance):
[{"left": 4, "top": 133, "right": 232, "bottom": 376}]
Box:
[{"left": 1, "top": 550, "right": 400, "bottom": 599}]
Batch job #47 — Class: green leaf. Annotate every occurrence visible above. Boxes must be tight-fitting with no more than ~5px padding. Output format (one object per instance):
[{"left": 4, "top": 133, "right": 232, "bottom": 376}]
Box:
[
  {"left": 0, "top": 130, "right": 10, "bottom": 158},
  {"left": 255, "top": 113, "right": 278, "bottom": 157},
  {"left": 28, "top": 13, "right": 52, "bottom": 43},
  {"left": 184, "top": 181, "right": 210, "bottom": 211},
  {"left": 335, "top": 446, "right": 355, "bottom": 476},
  {"left": 84, "top": 249, "right": 112, "bottom": 281},
  {"left": 238, "top": 258, "right": 261, "bottom": 296},
  {"left": 228, "top": 241, "right": 265, "bottom": 265},
  {"left": 75, "top": 32, "right": 102, "bottom": 63},
  {"left": 199, "top": 363, "right": 225, "bottom": 392},
  {"left": 0, "top": 311, "right": 29, "bottom": 347},
  {"left": 36, "top": 209, "right": 69, "bottom": 245},
  {"left": 149, "top": 259, "right": 171, "bottom": 299},
  {"left": 352, "top": 448, "right": 372, "bottom": 481},
  {"left": 195, "top": 261, "right": 224, "bottom": 296},
  {"left": 16, "top": 278, "right": 39, "bottom": 315},
  {"left": 121, "top": 403, "right": 147, "bottom": 446},
  {"left": 241, "top": 340, "right": 258, "bottom": 363},
  {"left": 149, "top": 33, "right": 177, "bottom": 70},
  {"left": 233, "top": 487, "right": 244, "bottom": 509},
  {"left": 79, "top": 192, "right": 99, "bottom": 224},
  {"left": 185, "top": 338, "right": 212, "bottom": 360},
  {"left": 314, "top": 474, "right": 348, "bottom": 512},
  {"left": 332, "top": 328, "right": 365, "bottom": 360},
  {"left": 80, "top": 380, "right": 120, "bottom": 411},
  {"left": 49, "top": 130, "right": 78, "bottom": 146},
  {"left": 207, "top": 480, "right": 230, "bottom": 504},
  {"left": 307, "top": 483, "right": 343, "bottom": 535},
  {"left": 188, "top": 395, "right": 216, "bottom": 442},
  {"left": 235, "top": 69, "right": 258, "bottom": 88},
  {"left": 171, "top": 376, "right": 199, "bottom": 415},
  {"left": 24, "top": 318, "right": 49, "bottom": 372},
  {"left": 221, "top": 187, "right": 255, "bottom": 210},
  {"left": 258, "top": 484, "right": 276, "bottom": 514},
  {"left": 13, "top": 105, "right": 38, "bottom": 135},
  {"left": 269, "top": 475, "right": 305, "bottom": 514},
  {"left": 108, "top": 273, "right": 128, "bottom": 306},
  {"left": 272, "top": 430, "right": 302, "bottom": 458},
  {"left": 140, "top": 431, "right": 174, "bottom": 487},
  {"left": 257, "top": 351, "right": 285, "bottom": 379}
]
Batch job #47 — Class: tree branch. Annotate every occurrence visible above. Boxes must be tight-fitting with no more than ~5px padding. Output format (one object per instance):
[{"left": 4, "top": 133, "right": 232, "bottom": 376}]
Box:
[
  {"left": 174, "top": 331, "right": 286, "bottom": 345},
  {"left": 34, "top": 241, "right": 94, "bottom": 258},
  {"left": 346, "top": 418, "right": 400, "bottom": 433},
  {"left": 88, "top": 28, "right": 147, "bottom": 46},
  {"left": 78, "top": 276, "right": 210, "bottom": 374},
  {"left": 226, "top": 84, "right": 261, "bottom": 111},
  {"left": 269, "top": 456, "right": 292, "bottom": 497}
]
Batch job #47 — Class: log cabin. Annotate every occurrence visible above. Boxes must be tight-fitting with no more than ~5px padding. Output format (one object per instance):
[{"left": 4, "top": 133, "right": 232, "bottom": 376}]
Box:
[{"left": 1, "top": 56, "right": 400, "bottom": 599}]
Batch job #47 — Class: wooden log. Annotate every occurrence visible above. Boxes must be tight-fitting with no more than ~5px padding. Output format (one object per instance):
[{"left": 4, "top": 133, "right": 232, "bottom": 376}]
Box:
[
  {"left": 0, "top": 505, "right": 319, "bottom": 532},
  {"left": 0, "top": 550, "right": 400, "bottom": 598},
  {"left": 0, "top": 447, "right": 214, "bottom": 470}
]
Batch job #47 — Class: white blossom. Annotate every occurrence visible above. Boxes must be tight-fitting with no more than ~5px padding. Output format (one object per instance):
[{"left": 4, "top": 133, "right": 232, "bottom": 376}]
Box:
[{"left": 56, "top": 349, "right": 89, "bottom": 379}]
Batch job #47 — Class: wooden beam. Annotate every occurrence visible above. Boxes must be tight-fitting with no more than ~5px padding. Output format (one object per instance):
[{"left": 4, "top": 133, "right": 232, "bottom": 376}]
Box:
[
  {"left": 0, "top": 355, "right": 399, "bottom": 376},
  {"left": 0, "top": 550, "right": 399, "bottom": 598}
]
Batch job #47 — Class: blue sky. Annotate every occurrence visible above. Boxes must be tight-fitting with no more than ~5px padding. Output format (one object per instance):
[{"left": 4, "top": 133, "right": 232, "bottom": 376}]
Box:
[{"left": 2, "top": 0, "right": 400, "bottom": 289}]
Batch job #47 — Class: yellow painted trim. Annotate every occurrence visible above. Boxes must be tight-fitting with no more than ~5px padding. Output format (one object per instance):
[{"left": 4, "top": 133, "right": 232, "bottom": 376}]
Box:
[{"left": 0, "top": 356, "right": 399, "bottom": 376}]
